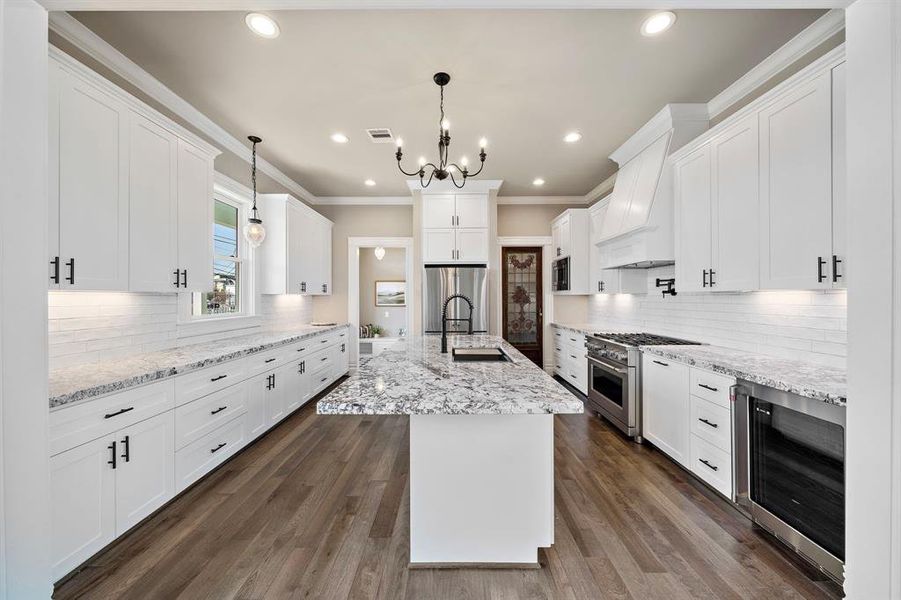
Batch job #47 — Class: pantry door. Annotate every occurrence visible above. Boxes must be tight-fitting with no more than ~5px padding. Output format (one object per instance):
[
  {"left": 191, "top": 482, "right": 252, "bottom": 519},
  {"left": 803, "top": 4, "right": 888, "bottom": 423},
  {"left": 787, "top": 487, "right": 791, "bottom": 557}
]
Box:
[{"left": 501, "top": 247, "right": 543, "bottom": 368}]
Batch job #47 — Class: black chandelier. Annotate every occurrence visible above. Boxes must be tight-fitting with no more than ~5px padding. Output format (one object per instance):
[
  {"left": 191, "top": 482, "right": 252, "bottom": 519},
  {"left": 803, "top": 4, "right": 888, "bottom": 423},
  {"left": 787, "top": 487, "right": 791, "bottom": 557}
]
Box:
[{"left": 395, "top": 72, "right": 487, "bottom": 189}]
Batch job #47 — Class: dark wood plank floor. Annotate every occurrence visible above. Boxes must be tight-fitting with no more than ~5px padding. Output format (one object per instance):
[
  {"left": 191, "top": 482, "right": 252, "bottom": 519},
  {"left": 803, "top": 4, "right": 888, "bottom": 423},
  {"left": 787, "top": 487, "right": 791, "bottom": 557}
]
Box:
[{"left": 55, "top": 388, "right": 843, "bottom": 600}]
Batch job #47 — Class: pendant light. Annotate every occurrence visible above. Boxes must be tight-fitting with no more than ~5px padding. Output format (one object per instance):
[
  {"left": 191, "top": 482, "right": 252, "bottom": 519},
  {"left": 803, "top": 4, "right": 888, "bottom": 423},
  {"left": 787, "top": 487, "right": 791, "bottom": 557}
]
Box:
[
  {"left": 374, "top": 247, "right": 386, "bottom": 261},
  {"left": 243, "top": 135, "right": 266, "bottom": 248}
]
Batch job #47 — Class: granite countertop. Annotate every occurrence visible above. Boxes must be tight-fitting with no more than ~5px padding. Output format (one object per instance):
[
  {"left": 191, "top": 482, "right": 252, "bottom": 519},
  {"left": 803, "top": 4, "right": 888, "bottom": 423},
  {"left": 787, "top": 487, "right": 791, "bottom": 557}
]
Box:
[
  {"left": 550, "top": 323, "right": 599, "bottom": 336},
  {"left": 317, "top": 334, "right": 585, "bottom": 416},
  {"left": 49, "top": 324, "right": 350, "bottom": 409},
  {"left": 641, "top": 345, "right": 847, "bottom": 406}
]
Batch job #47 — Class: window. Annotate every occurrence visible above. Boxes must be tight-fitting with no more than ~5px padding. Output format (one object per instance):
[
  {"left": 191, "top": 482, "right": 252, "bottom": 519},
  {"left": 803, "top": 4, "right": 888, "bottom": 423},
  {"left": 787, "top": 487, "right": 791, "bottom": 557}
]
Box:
[{"left": 190, "top": 196, "right": 251, "bottom": 319}]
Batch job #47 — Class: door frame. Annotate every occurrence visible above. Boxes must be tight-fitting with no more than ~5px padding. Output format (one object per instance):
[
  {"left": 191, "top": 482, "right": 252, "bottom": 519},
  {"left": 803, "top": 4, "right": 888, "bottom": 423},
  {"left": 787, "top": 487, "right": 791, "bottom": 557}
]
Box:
[
  {"left": 496, "top": 237, "right": 554, "bottom": 373},
  {"left": 347, "top": 236, "right": 415, "bottom": 370}
]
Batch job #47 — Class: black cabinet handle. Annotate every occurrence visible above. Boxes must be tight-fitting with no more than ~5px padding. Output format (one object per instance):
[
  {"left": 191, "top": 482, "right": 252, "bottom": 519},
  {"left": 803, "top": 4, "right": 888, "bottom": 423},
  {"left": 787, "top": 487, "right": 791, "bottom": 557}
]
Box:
[
  {"left": 322, "top": 283, "right": 328, "bottom": 293},
  {"left": 300, "top": 281, "right": 307, "bottom": 292},
  {"left": 698, "top": 383, "right": 718, "bottom": 392},
  {"left": 320, "top": 356, "right": 328, "bottom": 362},
  {"left": 817, "top": 256, "right": 827, "bottom": 283},
  {"left": 300, "top": 360, "right": 305, "bottom": 374},
  {"left": 104, "top": 406, "right": 134, "bottom": 419},
  {"left": 51, "top": 257, "right": 60, "bottom": 284},
  {"left": 65, "top": 258, "right": 75, "bottom": 284},
  {"left": 702, "top": 269, "right": 708, "bottom": 288},
  {"left": 265, "top": 358, "right": 276, "bottom": 363},
  {"left": 108, "top": 441, "right": 117, "bottom": 469},
  {"left": 121, "top": 435, "right": 130, "bottom": 462},
  {"left": 210, "top": 442, "right": 226, "bottom": 454},
  {"left": 320, "top": 376, "right": 328, "bottom": 383},
  {"left": 210, "top": 406, "right": 227, "bottom": 415},
  {"left": 709, "top": 269, "right": 716, "bottom": 287},
  {"left": 699, "top": 458, "right": 719, "bottom": 472},
  {"left": 832, "top": 255, "right": 842, "bottom": 282},
  {"left": 210, "top": 374, "right": 227, "bottom": 382},
  {"left": 320, "top": 339, "right": 328, "bottom": 344},
  {"left": 173, "top": 270, "right": 181, "bottom": 287},
  {"left": 297, "top": 347, "right": 306, "bottom": 352},
  {"left": 570, "top": 354, "right": 577, "bottom": 359},
  {"left": 598, "top": 281, "right": 604, "bottom": 293},
  {"left": 698, "top": 417, "right": 719, "bottom": 429},
  {"left": 652, "top": 360, "right": 669, "bottom": 367},
  {"left": 271, "top": 374, "right": 276, "bottom": 389},
  {"left": 341, "top": 343, "right": 345, "bottom": 353},
  {"left": 180, "top": 269, "right": 188, "bottom": 288}
]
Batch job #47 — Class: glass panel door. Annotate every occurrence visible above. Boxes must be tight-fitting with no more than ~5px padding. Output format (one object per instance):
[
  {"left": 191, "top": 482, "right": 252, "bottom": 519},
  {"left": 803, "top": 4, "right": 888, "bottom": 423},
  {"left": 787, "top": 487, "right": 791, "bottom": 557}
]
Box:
[{"left": 502, "top": 247, "right": 542, "bottom": 366}]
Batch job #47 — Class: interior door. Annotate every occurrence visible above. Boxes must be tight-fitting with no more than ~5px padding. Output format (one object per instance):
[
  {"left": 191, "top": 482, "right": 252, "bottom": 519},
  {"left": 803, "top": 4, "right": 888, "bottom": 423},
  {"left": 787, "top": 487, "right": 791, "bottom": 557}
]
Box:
[
  {"left": 176, "top": 139, "right": 213, "bottom": 292},
  {"left": 501, "top": 247, "right": 543, "bottom": 367},
  {"left": 114, "top": 411, "right": 175, "bottom": 535},
  {"left": 675, "top": 145, "right": 712, "bottom": 292}
]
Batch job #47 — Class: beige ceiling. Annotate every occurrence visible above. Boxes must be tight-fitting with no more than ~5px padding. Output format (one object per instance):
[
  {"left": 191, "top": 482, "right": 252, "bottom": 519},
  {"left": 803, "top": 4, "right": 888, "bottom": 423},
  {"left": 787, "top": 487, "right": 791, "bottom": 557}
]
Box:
[{"left": 72, "top": 9, "right": 824, "bottom": 197}]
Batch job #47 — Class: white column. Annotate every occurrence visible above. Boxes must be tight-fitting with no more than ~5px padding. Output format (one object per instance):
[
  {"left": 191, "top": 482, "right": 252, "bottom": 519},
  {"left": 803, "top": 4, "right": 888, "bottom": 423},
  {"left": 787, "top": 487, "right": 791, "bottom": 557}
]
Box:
[
  {"left": 0, "top": 1, "right": 52, "bottom": 598},
  {"left": 845, "top": 1, "right": 901, "bottom": 597}
]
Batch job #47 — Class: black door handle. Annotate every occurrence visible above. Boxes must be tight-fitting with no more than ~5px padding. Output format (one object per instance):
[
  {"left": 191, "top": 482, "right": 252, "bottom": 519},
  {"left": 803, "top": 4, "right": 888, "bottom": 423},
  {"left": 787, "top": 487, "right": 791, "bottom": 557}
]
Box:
[
  {"left": 121, "top": 435, "right": 130, "bottom": 462},
  {"left": 698, "top": 383, "right": 719, "bottom": 392},
  {"left": 210, "top": 406, "right": 227, "bottom": 415},
  {"left": 173, "top": 270, "right": 181, "bottom": 287},
  {"left": 210, "top": 442, "right": 226, "bottom": 454},
  {"left": 698, "top": 418, "right": 719, "bottom": 429},
  {"left": 108, "top": 441, "right": 117, "bottom": 469},
  {"left": 817, "top": 256, "right": 827, "bottom": 283},
  {"left": 51, "top": 257, "right": 60, "bottom": 284},
  {"left": 104, "top": 406, "right": 135, "bottom": 419},
  {"left": 832, "top": 255, "right": 842, "bottom": 282},
  {"left": 702, "top": 269, "right": 708, "bottom": 288},
  {"left": 699, "top": 458, "right": 719, "bottom": 472},
  {"left": 65, "top": 258, "right": 75, "bottom": 285}
]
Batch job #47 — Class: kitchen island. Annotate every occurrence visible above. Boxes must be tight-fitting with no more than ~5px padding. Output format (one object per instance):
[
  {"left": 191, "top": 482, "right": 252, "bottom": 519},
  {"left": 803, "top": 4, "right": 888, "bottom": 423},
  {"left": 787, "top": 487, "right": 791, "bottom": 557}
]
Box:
[{"left": 317, "top": 334, "right": 583, "bottom": 567}]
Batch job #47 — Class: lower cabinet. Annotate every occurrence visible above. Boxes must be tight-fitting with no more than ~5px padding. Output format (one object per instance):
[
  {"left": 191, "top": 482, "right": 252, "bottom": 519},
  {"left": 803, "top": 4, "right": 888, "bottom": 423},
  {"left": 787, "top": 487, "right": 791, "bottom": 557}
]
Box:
[
  {"left": 552, "top": 328, "right": 588, "bottom": 395},
  {"left": 50, "top": 326, "right": 351, "bottom": 582},
  {"left": 641, "top": 355, "right": 690, "bottom": 466}
]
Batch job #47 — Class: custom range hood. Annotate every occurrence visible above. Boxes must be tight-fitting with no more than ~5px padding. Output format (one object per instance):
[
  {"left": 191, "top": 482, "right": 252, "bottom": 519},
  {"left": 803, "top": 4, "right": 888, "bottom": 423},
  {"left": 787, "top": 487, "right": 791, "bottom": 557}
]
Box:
[{"left": 596, "top": 104, "right": 709, "bottom": 269}]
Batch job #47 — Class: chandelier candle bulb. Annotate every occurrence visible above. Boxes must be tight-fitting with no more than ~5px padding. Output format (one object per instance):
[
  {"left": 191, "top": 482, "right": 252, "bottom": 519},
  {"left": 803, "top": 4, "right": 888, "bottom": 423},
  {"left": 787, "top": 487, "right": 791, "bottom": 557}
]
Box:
[
  {"left": 441, "top": 119, "right": 450, "bottom": 132},
  {"left": 396, "top": 137, "right": 404, "bottom": 148},
  {"left": 418, "top": 156, "right": 427, "bottom": 167},
  {"left": 461, "top": 156, "right": 469, "bottom": 167}
]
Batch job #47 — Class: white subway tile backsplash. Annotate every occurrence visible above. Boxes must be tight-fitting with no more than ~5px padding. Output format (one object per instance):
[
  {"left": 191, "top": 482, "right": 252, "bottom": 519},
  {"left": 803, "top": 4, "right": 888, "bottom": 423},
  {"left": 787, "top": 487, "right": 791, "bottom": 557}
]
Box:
[{"left": 586, "top": 268, "right": 847, "bottom": 367}]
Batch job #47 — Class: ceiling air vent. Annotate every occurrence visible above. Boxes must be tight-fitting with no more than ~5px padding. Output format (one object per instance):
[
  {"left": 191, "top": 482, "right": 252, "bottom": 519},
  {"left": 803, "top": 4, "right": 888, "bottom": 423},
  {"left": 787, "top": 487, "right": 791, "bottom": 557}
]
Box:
[{"left": 366, "top": 128, "right": 394, "bottom": 143}]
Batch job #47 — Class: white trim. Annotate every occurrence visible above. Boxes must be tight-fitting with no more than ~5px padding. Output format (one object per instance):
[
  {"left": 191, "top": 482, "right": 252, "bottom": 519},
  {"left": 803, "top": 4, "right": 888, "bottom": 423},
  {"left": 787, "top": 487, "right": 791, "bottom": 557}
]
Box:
[
  {"left": 36, "top": 1, "right": 854, "bottom": 10},
  {"left": 583, "top": 173, "right": 617, "bottom": 205},
  {"left": 316, "top": 196, "right": 413, "bottom": 206},
  {"left": 347, "top": 237, "right": 415, "bottom": 369},
  {"left": 609, "top": 103, "right": 709, "bottom": 166},
  {"left": 495, "top": 236, "right": 554, "bottom": 372},
  {"left": 48, "top": 12, "right": 317, "bottom": 203},
  {"left": 213, "top": 172, "right": 253, "bottom": 206},
  {"left": 707, "top": 9, "right": 846, "bottom": 119},
  {"left": 496, "top": 196, "right": 586, "bottom": 205},
  {"left": 407, "top": 179, "right": 503, "bottom": 194}
]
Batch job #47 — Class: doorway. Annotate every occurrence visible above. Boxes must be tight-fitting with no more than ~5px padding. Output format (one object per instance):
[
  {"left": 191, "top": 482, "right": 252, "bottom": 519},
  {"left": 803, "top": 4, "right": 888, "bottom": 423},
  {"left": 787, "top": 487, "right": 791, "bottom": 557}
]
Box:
[{"left": 501, "top": 246, "right": 544, "bottom": 367}]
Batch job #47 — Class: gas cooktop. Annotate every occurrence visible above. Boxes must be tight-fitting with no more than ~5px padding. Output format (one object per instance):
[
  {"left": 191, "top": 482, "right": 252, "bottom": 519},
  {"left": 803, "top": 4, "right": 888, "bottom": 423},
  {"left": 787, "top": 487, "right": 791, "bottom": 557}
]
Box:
[{"left": 589, "top": 332, "right": 701, "bottom": 347}]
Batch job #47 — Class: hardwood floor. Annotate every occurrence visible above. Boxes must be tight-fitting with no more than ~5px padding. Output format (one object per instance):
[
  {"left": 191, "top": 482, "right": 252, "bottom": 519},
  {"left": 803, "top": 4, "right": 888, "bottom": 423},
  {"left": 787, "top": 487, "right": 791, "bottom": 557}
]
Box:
[{"left": 55, "top": 388, "right": 843, "bottom": 600}]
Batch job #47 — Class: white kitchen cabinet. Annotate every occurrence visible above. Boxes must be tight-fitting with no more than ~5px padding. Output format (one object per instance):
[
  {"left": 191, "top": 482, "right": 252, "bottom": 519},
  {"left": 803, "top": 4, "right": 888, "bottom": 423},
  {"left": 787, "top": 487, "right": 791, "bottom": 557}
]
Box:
[
  {"left": 422, "top": 228, "right": 456, "bottom": 263},
  {"left": 675, "top": 116, "right": 758, "bottom": 293},
  {"left": 831, "top": 61, "right": 847, "bottom": 288},
  {"left": 246, "top": 370, "right": 274, "bottom": 438},
  {"left": 642, "top": 354, "right": 690, "bottom": 466},
  {"left": 176, "top": 139, "right": 214, "bottom": 293},
  {"left": 259, "top": 194, "right": 334, "bottom": 295},
  {"left": 759, "top": 70, "right": 833, "bottom": 289},
  {"left": 421, "top": 193, "right": 489, "bottom": 264},
  {"left": 50, "top": 434, "right": 117, "bottom": 580},
  {"left": 551, "top": 212, "right": 571, "bottom": 259},
  {"left": 455, "top": 194, "right": 490, "bottom": 228},
  {"left": 51, "top": 61, "right": 129, "bottom": 291},
  {"left": 551, "top": 209, "right": 591, "bottom": 295},
  {"left": 128, "top": 114, "right": 179, "bottom": 292},
  {"left": 421, "top": 194, "right": 457, "bottom": 229},
  {"left": 456, "top": 229, "right": 489, "bottom": 262},
  {"left": 114, "top": 411, "right": 175, "bottom": 535},
  {"left": 284, "top": 355, "right": 312, "bottom": 414},
  {"left": 267, "top": 366, "right": 290, "bottom": 425}
]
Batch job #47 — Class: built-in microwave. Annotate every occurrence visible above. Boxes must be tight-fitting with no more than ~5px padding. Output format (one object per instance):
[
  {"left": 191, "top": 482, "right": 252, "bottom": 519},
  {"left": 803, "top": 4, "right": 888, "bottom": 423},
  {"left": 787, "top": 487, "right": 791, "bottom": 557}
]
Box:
[{"left": 552, "top": 257, "right": 570, "bottom": 292}]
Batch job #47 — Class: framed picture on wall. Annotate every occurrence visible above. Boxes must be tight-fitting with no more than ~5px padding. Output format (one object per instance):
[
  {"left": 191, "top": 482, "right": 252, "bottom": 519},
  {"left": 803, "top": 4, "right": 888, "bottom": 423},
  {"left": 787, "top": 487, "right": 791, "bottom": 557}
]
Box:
[{"left": 375, "top": 281, "right": 406, "bottom": 307}]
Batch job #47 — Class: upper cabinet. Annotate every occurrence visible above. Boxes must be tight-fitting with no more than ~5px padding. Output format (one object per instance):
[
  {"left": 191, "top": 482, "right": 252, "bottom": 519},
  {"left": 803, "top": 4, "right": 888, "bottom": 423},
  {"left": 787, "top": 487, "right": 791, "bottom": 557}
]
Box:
[
  {"left": 421, "top": 193, "right": 489, "bottom": 263},
  {"left": 671, "top": 48, "right": 846, "bottom": 292},
  {"left": 49, "top": 49, "right": 219, "bottom": 293},
  {"left": 259, "top": 194, "right": 333, "bottom": 295},
  {"left": 551, "top": 208, "right": 591, "bottom": 295}
]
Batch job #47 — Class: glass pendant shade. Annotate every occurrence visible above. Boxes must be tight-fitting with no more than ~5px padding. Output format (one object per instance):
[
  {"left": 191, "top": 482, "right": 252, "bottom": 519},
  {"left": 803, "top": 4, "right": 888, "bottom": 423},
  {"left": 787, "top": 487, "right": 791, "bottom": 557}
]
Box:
[
  {"left": 244, "top": 135, "right": 265, "bottom": 247},
  {"left": 243, "top": 218, "right": 266, "bottom": 248},
  {"left": 374, "top": 246, "right": 386, "bottom": 261}
]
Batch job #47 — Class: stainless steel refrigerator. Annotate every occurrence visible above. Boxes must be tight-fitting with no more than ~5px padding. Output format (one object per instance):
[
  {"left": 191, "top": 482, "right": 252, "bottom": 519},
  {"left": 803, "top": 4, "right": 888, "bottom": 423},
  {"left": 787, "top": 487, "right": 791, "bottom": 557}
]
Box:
[{"left": 423, "top": 265, "right": 489, "bottom": 334}]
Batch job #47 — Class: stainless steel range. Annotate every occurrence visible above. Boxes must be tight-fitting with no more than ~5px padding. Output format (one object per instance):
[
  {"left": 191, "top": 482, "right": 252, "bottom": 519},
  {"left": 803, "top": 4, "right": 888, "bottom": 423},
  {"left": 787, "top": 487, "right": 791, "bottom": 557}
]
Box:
[{"left": 586, "top": 332, "right": 700, "bottom": 440}]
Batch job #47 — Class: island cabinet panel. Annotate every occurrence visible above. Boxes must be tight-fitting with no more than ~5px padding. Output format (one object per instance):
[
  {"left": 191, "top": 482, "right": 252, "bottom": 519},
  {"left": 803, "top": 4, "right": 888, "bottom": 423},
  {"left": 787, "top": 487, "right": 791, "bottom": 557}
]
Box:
[
  {"left": 409, "top": 414, "right": 554, "bottom": 565},
  {"left": 641, "top": 355, "right": 690, "bottom": 466}
]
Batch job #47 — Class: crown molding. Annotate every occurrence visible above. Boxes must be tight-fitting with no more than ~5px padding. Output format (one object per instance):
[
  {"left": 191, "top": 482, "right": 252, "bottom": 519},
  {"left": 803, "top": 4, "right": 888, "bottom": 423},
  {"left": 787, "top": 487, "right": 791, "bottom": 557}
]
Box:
[
  {"left": 48, "top": 11, "right": 319, "bottom": 205},
  {"left": 406, "top": 179, "right": 504, "bottom": 194},
  {"left": 608, "top": 103, "right": 708, "bottom": 166},
  {"left": 213, "top": 172, "right": 253, "bottom": 204},
  {"left": 496, "top": 196, "right": 587, "bottom": 205},
  {"left": 707, "top": 8, "right": 845, "bottom": 119},
  {"left": 583, "top": 173, "right": 617, "bottom": 205},
  {"left": 316, "top": 196, "right": 414, "bottom": 205},
  {"left": 36, "top": 1, "right": 854, "bottom": 10}
]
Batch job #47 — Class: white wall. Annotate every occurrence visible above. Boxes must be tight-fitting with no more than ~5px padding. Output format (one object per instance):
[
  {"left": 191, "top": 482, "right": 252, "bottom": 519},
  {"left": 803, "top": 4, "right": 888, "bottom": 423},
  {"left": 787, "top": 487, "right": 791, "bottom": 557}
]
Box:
[
  {"left": 0, "top": 1, "right": 52, "bottom": 596},
  {"left": 359, "top": 248, "right": 407, "bottom": 337},
  {"left": 844, "top": 1, "right": 900, "bottom": 597},
  {"left": 586, "top": 266, "right": 847, "bottom": 367}
]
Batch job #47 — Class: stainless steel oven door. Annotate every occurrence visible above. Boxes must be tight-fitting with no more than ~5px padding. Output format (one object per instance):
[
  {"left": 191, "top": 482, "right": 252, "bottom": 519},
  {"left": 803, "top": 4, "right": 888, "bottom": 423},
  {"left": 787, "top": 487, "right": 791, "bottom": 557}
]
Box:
[{"left": 587, "top": 356, "right": 635, "bottom": 435}]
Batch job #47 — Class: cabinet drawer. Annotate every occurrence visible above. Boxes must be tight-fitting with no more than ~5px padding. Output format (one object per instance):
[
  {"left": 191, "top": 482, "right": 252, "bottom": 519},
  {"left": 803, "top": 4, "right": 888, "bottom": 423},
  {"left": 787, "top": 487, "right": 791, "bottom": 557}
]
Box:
[
  {"left": 246, "top": 347, "right": 289, "bottom": 376},
  {"left": 175, "top": 415, "right": 246, "bottom": 493},
  {"left": 310, "top": 363, "right": 333, "bottom": 394},
  {"left": 175, "top": 382, "right": 248, "bottom": 450},
  {"left": 689, "top": 368, "right": 734, "bottom": 409},
  {"left": 690, "top": 395, "right": 731, "bottom": 451},
  {"left": 175, "top": 359, "right": 248, "bottom": 407},
  {"left": 309, "top": 347, "right": 333, "bottom": 371},
  {"left": 690, "top": 435, "right": 733, "bottom": 499},
  {"left": 50, "top": 380, "right": 175, "bottom": 456}
]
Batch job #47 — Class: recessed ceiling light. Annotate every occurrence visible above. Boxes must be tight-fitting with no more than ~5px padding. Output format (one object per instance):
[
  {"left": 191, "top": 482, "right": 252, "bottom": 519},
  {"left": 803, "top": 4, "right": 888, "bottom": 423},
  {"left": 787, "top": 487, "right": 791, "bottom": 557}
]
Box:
[
  {"left": 245, "top": 13, "right": 280, "bottom": 39},
  {"left": 364, "top": 179, "right": 376, "bottom": 187},
  {"left": 533, "top": 178, "right": 545, "bottom": 186},
  {"left": 564, "top": 131, "right": 582, "bottom": 143},
  {"left": 330, "top": 132, "right": 349, "bottom": 144},
  {"left": 641, "top": 11, "right": 676, "bottom": 37}
]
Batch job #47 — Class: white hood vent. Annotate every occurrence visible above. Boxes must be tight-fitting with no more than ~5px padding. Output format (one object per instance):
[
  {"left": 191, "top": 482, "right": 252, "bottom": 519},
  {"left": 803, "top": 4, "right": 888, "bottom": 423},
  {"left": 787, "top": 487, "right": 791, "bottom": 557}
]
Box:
[{"left": 597, "top": 104, "right": 708, "bottom": 269}]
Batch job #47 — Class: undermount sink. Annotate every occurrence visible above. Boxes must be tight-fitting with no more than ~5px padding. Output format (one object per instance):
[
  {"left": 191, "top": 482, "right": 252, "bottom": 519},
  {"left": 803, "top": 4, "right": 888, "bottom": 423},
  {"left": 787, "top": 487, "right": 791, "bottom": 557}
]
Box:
[{"left": 451, "top": 347, "right": 510, "bottom": 362}]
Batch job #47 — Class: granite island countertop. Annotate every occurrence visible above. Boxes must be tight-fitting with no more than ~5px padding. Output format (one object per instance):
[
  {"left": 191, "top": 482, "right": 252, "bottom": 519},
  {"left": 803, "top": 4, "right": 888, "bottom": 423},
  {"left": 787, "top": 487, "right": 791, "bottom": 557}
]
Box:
[
  {"left": 641, "top": 344, "right": 847, "bottom": 406},
  {"left": 317, "top": 334, "right": 584, "bottom": 416},
  {"left": 49, "top": 324, "right": 350, "bottom": 409}
]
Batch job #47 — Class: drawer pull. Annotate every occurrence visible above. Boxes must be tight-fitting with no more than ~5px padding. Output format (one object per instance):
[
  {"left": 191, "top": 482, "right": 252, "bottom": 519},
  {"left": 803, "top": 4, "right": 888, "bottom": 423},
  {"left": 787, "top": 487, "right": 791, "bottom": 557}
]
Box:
[
  {"left": 210, "top": 406, "right": 228, "bottom": 415},
  {"left": 104, "top": 407, "right": 134, "bottom": 419},
  {"left": 265, "top": 358, "right": 277, "bottom": 364},
  {"left": 699, "top": 458, "right": 719, "bottom": 472},
  {"left": 569, "top": 338, "right": 577, "bottom": 342},
  {"left": 210, "top": 442, "right": 227, "bottom": 454},
  {"left": 320, "top": 339, "right": 328, "bottom": 344},
  {"left": 555, "top": 347, "right": 562, "bottom": 352},
  {"left": 321, "top": 357, "right": 328, "bottom": 362},
  {"left": 652, "top": 360, "right": 669, "bottom": 367},
  {"left": 210, "top": 374, "right": 227, "bottom": 382},
  {"left": 320, "top": 376, "right": 328, "bottom": 383},
  {"left": 569, "top": 374, "right": 576, "bottom": 379},
  {"left": 698, "top": 417, "right": 719, "bottom": 429},
  {"left": 297, "top": 347, "right": 306, "bottom": 352},
  {"left": 570, "top": 354, "right": 577, "bottom": 359},
  {"left": 698, "top": 383, "right": 719, "bottom": 392}
]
